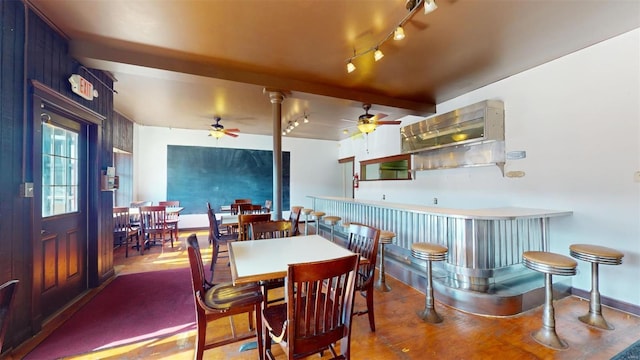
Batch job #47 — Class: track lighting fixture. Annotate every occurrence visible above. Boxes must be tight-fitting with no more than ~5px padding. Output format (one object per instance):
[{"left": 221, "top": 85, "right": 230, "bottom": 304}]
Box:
[
  {"left": 344, "top": 0, "right": 437, "bottom": 74},
  {"left": 281, "top": 112, "right": 310, "bottom": 136}
]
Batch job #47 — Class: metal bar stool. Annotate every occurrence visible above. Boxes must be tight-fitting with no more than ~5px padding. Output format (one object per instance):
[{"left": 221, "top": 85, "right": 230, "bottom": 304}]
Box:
[
  {"left": 569, "top": 244, "right": 624, "bottom": 330},
  {"left": 323, "top": 216, "right": 341, "bottom": 242},
  {"left": 523, "top": 251, "right": 577, "bottom": 350},
  {"left": 375, "top": 231, "right": 395, "bottom": 292},
  {"left": 411, "top": 242, "right": 447, "bottom": 323},
  {"left": 310, "top": 211, "right": 325, "bottom": 235},
  {"left": 302, "top": 208, "right": 314, "bottom": 236}
]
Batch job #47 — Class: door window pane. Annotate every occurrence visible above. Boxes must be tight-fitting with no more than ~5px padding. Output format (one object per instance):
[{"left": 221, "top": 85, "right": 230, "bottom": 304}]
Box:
[{"left": 42, "top": 122, "right": 79, "bottom": 217}]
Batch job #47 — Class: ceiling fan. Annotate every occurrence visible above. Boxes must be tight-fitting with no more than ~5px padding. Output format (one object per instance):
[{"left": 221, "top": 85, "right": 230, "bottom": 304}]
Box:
[
  {"left": 208, "top": 117, "right": 239, "bottom": 139},
  {"left": 344, "top": 104, "right": 402, "bottom": 135}
]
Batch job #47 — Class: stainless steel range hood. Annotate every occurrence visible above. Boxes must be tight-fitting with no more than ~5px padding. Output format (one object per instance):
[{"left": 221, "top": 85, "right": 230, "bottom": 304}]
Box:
[{"left": 401, "top": 100, "right": 506, "bottom": 174}]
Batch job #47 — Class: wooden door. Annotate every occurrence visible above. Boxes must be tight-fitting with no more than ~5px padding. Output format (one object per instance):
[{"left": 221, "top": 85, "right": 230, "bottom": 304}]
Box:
[{"left": 36, "top": 108, "right": 88, "bottom": 319}]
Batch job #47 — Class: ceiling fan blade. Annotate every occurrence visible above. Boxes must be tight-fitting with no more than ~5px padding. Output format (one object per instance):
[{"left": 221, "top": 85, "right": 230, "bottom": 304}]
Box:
[
  {"left": 224, "top": 128, "right": 240, "bottom": 132},
  {"left": 377, "top": 120, "right": 402, "bottom": 125},
  {"left": 225, "top": 131, "right": 239, "bottom": 138},
  {"left": 370, "top": 113, "right": 388, "bottom": 122}
]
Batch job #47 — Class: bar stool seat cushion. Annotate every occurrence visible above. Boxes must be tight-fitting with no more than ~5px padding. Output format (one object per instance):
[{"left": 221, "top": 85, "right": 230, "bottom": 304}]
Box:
[
  {"left": 302, "top": 208, "right": 314, "bottom": 215},
  {"left": 523, "top": 251, "right": 577, "bottom": 276},
  {"left": 569, "top": 244, "right": 623, "bottom": 265},
  {"left": 311, "top": 211, "right": 326, "bottom": 218},
  {"left": 379, "top": 231, "right": 395, "bottom": 244},
  {"left": 411, "top": 242, "right": 447, "bottom": 261},
  {"left": 324, "top": 216, "right": 341, "bottom": 225}
]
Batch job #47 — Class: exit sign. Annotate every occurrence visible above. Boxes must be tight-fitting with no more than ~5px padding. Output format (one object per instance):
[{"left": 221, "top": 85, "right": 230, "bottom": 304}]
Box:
[{"left": 68, "top": 74, "right": 98, "bottom": 101}]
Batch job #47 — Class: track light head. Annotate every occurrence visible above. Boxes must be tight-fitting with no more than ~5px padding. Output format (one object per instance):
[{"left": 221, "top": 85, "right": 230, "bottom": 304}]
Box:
[
  {"left": 347, "top": 59, "right": 356, "bottom": 73},
  {"left": 424, "top": 0, "right": 438, "bottom": 14},
  {"left": 374, "top": 48, "right": 384, "bottom": 61},
  {"left": 394, "top": 26, "right": 405, "bottom": 41}
]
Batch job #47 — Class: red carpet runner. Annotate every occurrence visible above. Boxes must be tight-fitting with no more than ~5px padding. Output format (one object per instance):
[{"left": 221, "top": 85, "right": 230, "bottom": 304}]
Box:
[{"left": 25, "top": 268, "right": 195, "bottom": 359}]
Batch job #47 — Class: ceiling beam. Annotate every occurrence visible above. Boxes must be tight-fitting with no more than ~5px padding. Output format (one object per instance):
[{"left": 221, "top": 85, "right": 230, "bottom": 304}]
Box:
[{"left": 70, "top": 39, "right": 435, "bottom": 114}]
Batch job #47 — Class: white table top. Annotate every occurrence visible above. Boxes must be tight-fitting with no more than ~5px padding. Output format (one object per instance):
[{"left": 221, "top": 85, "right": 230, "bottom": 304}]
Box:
[
  {"left": 229, "top": 235, "right": 355, "bottom": 284},
  {"left": 216, "top": 214, "right": 238, "bottom": 226},
  {"left": 128, "top": 206, "right": 183, "bottom": 215}
]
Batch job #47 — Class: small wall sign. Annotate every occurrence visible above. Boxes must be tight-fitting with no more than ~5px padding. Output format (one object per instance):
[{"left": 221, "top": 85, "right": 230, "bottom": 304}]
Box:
[{"left": 68, "top": 74, "right": 99, "bottom": 101}]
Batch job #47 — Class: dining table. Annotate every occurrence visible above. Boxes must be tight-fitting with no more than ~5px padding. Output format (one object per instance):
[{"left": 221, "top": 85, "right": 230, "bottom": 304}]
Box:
[{"left": 228, "top": 234, "right": 355, "bottom": 285}]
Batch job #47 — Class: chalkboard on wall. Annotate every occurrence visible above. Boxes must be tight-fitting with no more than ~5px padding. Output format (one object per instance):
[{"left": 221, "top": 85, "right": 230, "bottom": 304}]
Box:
[{"left": 167, "top": 145, "right": 290, "bottom": 214}]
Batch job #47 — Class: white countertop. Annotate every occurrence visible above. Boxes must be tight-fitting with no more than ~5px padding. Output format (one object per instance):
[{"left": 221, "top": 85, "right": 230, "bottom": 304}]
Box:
[{"left": 310, "top": 196, "right": 572, "bottom": 220}]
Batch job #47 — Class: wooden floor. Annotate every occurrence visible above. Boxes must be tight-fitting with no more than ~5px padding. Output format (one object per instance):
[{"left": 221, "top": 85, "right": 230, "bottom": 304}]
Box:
[{"left": 10, "top": 230, "right": 640, "bottom": 360}]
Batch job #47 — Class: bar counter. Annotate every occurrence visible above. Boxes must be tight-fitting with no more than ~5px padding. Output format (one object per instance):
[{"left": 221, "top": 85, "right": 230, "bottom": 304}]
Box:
[{"left": 308, "top": 196, "right": 572, "bottom": 316}]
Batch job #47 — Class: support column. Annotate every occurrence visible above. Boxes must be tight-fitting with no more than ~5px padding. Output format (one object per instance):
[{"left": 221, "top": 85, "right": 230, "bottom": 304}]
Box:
[{"left": 264, "top": 89, "right": 286, "bottom": 220}]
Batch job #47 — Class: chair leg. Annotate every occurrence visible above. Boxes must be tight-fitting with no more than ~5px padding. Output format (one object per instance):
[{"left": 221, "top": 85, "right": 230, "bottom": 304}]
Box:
[
  {"left": 579, "top": 262, "right": 613, "bottom": 330},
  {"left": 366, "top": 286, "right": 376, "bottom": 331},
  {"left": 194, "top": 313, "right": 206, "bottom": 360},
  {"left": 532, "top": 273, "right": 568, "bottom": 350}
]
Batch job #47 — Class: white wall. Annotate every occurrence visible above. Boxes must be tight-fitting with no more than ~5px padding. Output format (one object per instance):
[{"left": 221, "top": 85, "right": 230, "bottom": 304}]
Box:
[
  {"left": 133, "top": 127, "right": 342, "bottom": 228},
  {"left": 340, "top": 29, "right": 640, "bottom": 306}
]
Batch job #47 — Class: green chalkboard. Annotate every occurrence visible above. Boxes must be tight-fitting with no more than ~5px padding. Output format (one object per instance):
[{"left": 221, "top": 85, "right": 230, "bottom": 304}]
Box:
[{"left": 167, "top": 145, "right": 290, "bottom": 214}]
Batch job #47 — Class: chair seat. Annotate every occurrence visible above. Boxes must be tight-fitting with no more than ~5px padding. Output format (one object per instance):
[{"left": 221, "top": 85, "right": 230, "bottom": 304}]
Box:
[
  {"left": 204, "top": 282, "right": 263, "bottom": 310},
  {"left": 263, "top": 303, "right": 288, "bottom": 340}
]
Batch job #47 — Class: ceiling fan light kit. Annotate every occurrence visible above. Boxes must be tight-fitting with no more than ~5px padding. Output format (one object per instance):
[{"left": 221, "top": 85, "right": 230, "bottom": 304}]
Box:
[
  {"left": 208, "top": 116, "right": 239, "bottom": 139},
  {"left": 345, "top": 0, "right": 437, "bottom": 73}
]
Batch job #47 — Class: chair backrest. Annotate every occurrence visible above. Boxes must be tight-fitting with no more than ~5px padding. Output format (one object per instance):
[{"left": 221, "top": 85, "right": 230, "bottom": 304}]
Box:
[
  {"left": 286, "top": 254, "right": 359, "bottom": 359},
  {"left": 186, "top": 234, "right": 208, "bottom": 306},
  {"left": 0, "top": 279, "right": 19, "bottom": 353},
  {"left": 238, "top": 203, "right": 256, "bottom": 214},
  {"left": 249, "top": 220, "right": 292, "bottom": 240},
  {"left": 139, "top": 205, "right": 167, "bottom": 232},
  {"left": 234, "top": 198, "right": 252, "bottom": 204},
  {"left": 206, "top": 202, "right": 217, "bottom": 243},
  {"left": 230, "top": 203, "right": 240, "bottom": 215},
  {"left": 346, "top": 223, "right": 381, "bottom": 291},
  {"left": 289, "top": 207, "right": 302, "bottom": 236},
  {"left": 113, "top": 207, "right": 131, "bottom": 233},
  {"left": 238, "top": 213, "right": 271, "bottom": 240},
  {"left": 159, "top": 200, "right": 180, "bottom": 207}
]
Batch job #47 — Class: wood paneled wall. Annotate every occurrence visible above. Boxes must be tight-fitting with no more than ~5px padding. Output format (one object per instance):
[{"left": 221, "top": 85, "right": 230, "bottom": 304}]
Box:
[
  {"left": 113, "top": 111, "right": 134, "bottom": 153},
  {"left": 0, "top": 0, "right": 116, "bottom": 350}
]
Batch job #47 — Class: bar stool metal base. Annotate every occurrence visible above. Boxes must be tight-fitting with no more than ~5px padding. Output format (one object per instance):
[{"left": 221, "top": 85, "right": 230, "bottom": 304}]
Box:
[
  {"left": 579, "top": 312, "right": 613, "bottom": 330},
  {"left": 531, "top": 327, "right": 568, "bottom": 350},
  {"left": 375, "top": 232, "right": 394, "bottom": 292},
  {"left": 417, "top": 307, "right": 443, "bottom": 323}
]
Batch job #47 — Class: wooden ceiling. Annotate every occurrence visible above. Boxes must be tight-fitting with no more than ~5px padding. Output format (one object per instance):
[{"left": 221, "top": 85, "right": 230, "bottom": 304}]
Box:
[{"left": 27, "top": 0, "right": 640, "bottom": 141}]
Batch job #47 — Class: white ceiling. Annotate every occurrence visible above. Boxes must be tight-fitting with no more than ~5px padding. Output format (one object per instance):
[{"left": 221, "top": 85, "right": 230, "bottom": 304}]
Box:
[{"left": 27, "top": 0, "right": 640, "bottom": 141}]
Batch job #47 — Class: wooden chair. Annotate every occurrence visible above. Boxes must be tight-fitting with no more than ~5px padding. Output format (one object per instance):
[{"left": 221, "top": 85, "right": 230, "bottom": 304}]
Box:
[
  {"left": 129, "top": 200, "right": 152, "bottom": 228},
  {"left": 186, "top": 234, "right": 264, "bottom": 360},
  {"left": 249, "top": 220, "right": 293, "bottom": 305},
  {"left": 345, "top": 222, "right": 380, "bottom": 332},
  {"left": 289, "top": 206, "right": 303, "bottom": 236},
  {"left": 113, "top": 206, "right": 141, "bottom": 257},
  {"left": 159, "top": 200, "right": 180, "bottom": 240},
  {"left": 0, "top": 280, "right": 19, "bottom": 355},
  {"left": 262, "top": 254, "right": 360, "bottom": 360},
  {"left": 250, "top": 220, "right": 293, "bottom": 240},
  {"left": 207, "top": 202, "right": 237, "bottom": 267},
  {"left": 262, "top": 200, "right": 272, "bottom": 213},
  {"left": 238, "top": 213, "right": 271, "bottom": 241},
  {"left": 234, "top": 198, "right": 252, "bottom": 204},
  {"left": 139, "top": 205, "right": 174, "bottom": 248}
]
